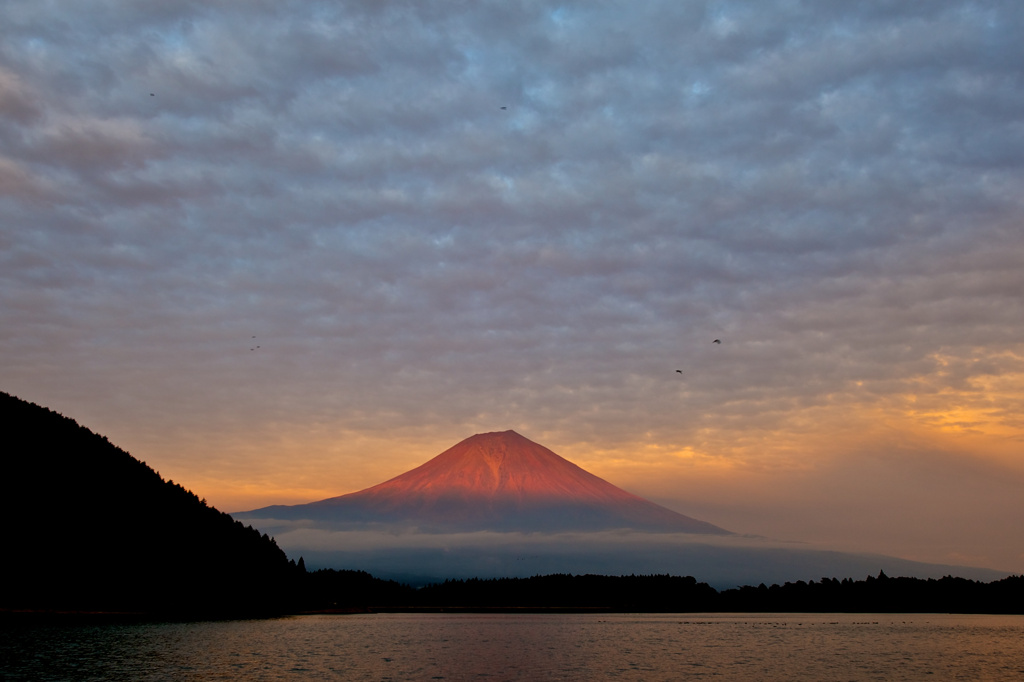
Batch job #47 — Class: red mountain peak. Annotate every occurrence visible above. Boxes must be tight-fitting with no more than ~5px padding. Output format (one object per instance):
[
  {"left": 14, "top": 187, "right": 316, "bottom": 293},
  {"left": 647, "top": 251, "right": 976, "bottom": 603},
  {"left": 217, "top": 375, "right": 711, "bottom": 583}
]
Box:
[
  {"left": 364, "top": 430, "right": 631, "bottom": 503},
  {"left": 282, "top": 430, "right": 730, "bottom": 534}
]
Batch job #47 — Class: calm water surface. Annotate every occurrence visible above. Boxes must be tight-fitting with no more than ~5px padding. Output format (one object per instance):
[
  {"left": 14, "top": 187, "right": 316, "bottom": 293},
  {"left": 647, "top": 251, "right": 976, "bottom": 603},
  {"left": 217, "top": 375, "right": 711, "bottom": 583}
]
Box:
[{"left": 4, "top": 612, "right": 1024, "bottom": 681}]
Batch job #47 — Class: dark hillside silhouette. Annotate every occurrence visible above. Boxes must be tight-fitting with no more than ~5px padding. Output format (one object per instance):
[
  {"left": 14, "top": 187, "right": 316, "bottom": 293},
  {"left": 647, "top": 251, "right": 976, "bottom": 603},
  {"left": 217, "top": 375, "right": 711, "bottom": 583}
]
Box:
[
  {"left": 399, "top": 573, "right": 1022, "bottom": 613},
  {"left": 414, "top": 574, "right": 720, "bottom": 611},
  {"left": 295, "top": 569, "right": 415, "bottom": 611},
  {"left": 1, "top": 391, "right": 298, "bottom": 616},
  {"left": 716, "top": 571, "right": 1024, "bottom": 614}
]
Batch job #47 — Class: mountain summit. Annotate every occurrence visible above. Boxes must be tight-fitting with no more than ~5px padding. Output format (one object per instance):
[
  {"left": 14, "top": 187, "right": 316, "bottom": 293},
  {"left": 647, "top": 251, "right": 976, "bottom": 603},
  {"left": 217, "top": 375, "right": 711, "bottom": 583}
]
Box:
[{"left": 239, "top": 430, "right": 729, "bottom": 534}]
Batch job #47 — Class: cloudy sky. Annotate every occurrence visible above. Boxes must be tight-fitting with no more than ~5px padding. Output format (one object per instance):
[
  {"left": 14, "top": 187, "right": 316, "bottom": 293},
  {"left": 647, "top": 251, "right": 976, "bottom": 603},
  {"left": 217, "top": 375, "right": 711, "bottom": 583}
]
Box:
[{"left": 3, "top": 0, "right": 1022, "bottom": 572}]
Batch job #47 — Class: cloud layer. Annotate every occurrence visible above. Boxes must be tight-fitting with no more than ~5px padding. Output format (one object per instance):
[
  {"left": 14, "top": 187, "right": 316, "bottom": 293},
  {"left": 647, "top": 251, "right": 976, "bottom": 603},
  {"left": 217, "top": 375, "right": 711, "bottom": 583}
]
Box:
[
  {"left": 262, "top": 527, "right": 1010, "bottom": 589},
  {"left": 3, "top": 1, "right": 1022, "bottom": 571}
]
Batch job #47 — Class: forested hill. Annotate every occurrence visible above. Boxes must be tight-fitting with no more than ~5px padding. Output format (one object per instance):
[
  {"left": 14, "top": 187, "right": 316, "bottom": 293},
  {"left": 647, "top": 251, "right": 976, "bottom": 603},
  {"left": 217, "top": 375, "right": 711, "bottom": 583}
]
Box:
[{"left": 1, "top": 391, "right": 299, "bottom": 616}]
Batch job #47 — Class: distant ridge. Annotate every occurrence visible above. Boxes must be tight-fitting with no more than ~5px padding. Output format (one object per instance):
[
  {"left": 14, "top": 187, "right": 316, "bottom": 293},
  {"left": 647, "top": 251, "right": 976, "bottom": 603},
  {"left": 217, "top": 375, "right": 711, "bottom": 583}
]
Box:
[{"left": 239, "top": 430, "right": 729, "bottom": 534}]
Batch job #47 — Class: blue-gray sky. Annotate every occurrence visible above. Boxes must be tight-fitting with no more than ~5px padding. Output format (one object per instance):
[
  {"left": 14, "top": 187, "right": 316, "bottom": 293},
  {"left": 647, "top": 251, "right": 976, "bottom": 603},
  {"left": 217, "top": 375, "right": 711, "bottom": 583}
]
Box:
[{"left": 2, "top": 0, "right": 1022, "bottom": 571}]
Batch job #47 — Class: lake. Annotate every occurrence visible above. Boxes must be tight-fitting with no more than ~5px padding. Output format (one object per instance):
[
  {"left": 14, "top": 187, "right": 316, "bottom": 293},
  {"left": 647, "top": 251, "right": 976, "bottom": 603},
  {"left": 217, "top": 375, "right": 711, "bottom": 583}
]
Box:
[{"left": 4, "top": 612, "right": 1024, "bottom": 680}]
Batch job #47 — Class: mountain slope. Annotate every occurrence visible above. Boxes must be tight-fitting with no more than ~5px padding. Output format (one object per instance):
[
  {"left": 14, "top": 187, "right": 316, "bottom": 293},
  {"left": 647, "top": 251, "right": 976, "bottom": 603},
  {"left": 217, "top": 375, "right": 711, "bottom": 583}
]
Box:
[
  {"left": 1, "top": 391, "right": 296, "bottom": 615},
  {"left": 240, "top": 430, "right": 729, "bottom": 534}
]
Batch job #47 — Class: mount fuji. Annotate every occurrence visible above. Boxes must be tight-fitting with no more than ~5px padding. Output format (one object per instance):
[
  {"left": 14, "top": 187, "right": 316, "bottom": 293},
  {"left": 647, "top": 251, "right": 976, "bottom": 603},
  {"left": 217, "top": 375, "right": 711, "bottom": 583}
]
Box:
[
  {"left": 234, "top": 431, "right": 1007, "bottom": 589},
  {"left": 238, "top": 430, "right": 728, "bottom": 534}
]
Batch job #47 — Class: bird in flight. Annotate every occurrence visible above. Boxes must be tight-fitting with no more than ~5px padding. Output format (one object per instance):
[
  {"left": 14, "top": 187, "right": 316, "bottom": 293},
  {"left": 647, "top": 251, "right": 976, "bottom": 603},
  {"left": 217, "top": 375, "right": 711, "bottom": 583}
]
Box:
[
  {"left": 713, "top": 339, "right": 721, "bottom": 344},
  {"left": 676, "top": 369, "right": 683, "bottom": 373},
  {"left": 500, "top": 106, "right": 507, "bottom": 110}
]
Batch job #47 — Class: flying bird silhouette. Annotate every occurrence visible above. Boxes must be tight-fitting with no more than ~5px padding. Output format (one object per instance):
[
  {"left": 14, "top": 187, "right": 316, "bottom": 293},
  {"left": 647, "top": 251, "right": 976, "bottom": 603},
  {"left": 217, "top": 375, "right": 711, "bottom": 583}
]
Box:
[
  {"left": 676, "top": 370, "right": 683, "bottom": 373},
  {"left": 713, "top": 339, "right": 721, "bottom": 344}
]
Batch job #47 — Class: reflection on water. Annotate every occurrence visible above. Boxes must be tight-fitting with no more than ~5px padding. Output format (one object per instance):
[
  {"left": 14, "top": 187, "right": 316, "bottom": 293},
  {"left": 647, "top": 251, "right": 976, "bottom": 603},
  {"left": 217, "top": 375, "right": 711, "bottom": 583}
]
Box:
[{"left": 4, "top": 613, "right": 1024, "bottom": 681}]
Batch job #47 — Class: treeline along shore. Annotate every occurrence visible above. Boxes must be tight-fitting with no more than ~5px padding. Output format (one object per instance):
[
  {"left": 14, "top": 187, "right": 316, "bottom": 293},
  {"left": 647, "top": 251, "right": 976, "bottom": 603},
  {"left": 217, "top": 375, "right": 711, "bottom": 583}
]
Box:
[
  {"left": 297, "top": 569, "right": 1024, "bottom": 615},
  {"left": 3, "top": 391, "right": 1021, "bottom": 618}
]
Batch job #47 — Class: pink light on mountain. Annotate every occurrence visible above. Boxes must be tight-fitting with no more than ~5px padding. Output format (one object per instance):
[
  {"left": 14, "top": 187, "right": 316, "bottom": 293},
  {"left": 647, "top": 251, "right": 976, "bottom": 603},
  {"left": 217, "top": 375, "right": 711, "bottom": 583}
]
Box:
[{"left": 241, "top": 430, "right": 729, "bottom": 534}]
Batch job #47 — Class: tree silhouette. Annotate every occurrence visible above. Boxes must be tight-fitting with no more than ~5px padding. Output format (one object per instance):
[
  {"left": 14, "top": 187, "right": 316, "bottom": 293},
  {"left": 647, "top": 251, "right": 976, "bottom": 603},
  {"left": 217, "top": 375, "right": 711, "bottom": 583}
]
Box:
[{"left": 1, "top": 391, "right": 300, "bottom": 616}]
